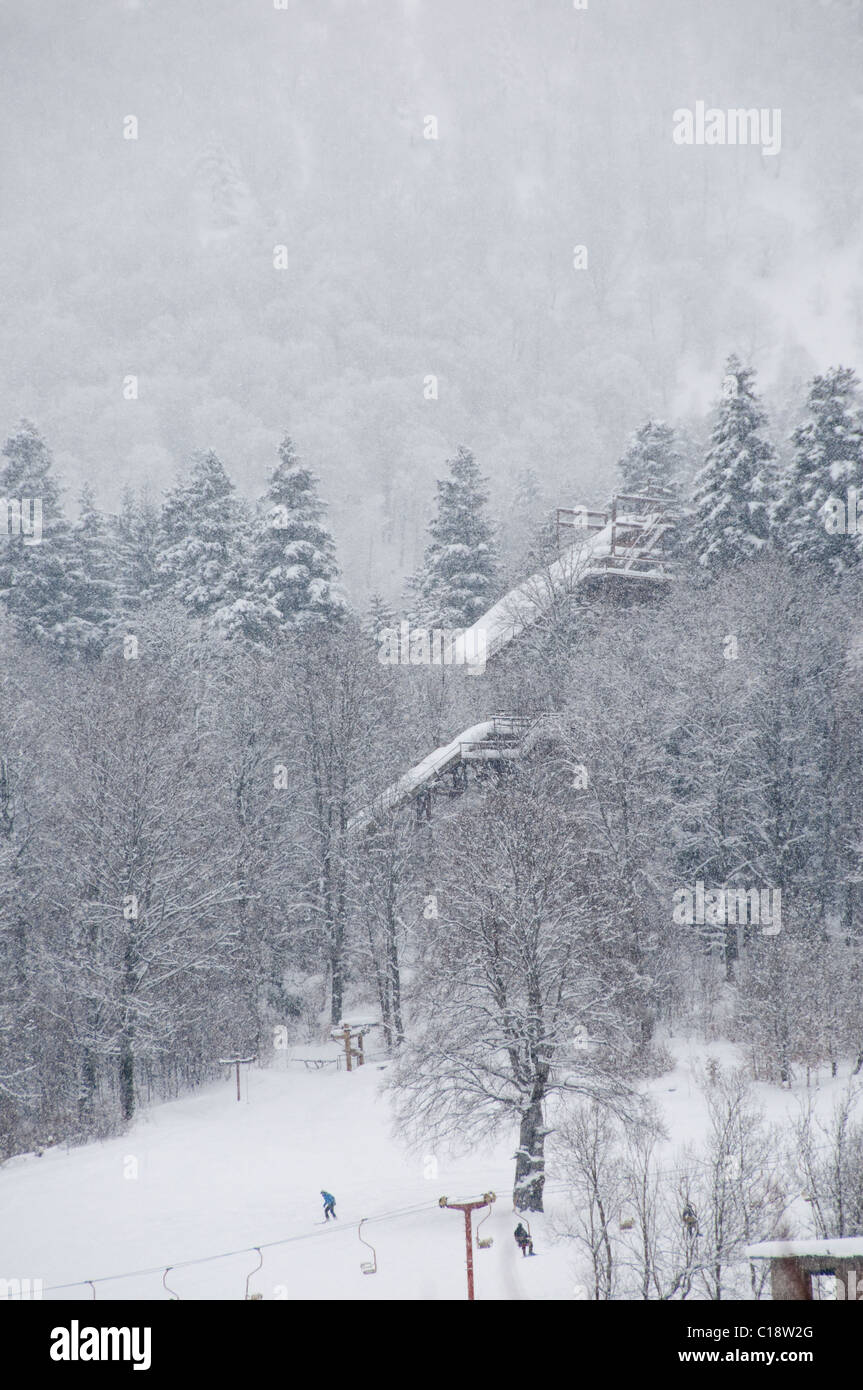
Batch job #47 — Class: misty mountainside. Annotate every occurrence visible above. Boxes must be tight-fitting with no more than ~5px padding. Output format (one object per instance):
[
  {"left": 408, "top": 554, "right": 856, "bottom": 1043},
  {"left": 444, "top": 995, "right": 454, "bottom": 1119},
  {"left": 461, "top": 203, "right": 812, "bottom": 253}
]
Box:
[{"left": 2, "top": 0, "right": 863, "bottom": 601}]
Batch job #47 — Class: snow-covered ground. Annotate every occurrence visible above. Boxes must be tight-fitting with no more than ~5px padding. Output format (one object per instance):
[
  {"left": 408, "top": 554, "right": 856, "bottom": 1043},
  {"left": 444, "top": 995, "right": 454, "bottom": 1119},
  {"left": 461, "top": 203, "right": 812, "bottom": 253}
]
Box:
[{"left": 0, "top": 1038, "right": 853, "bottom": 1301}]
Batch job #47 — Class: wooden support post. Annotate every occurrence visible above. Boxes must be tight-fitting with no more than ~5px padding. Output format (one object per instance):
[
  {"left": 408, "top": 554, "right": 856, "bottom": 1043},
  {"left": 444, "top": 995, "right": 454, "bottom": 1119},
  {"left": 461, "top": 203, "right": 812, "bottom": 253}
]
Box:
[
  {"left": 217, "top": 1056, "right": 257, "bottom": 1103},
  {"left": 331, "top": 1022, "right": 378, "bottom": 1073}
]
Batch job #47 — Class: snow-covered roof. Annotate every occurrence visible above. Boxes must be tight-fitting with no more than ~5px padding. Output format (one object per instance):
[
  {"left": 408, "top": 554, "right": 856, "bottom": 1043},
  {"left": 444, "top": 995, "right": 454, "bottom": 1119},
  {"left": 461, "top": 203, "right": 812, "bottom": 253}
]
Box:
[{"left": 746, "top": 1238, "right": 863, "bottom": 1260}]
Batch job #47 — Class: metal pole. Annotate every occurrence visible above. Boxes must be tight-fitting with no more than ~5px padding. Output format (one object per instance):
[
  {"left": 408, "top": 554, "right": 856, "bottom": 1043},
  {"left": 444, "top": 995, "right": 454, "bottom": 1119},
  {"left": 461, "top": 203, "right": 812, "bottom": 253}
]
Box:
[
  {"left": 440, "top": 1194, "right": 494, "bottom": 1300},
  {"left": 464, "top": 1209, "right": 475, "bottom": 1301},
  {"left": 236, "top": 1061, "right": 241, "bottom": 1102}
]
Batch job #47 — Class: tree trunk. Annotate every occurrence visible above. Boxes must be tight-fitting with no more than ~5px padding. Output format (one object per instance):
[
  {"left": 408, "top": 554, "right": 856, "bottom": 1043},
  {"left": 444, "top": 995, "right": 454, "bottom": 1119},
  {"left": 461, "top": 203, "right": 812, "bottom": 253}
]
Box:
[
  {"left": 385, "top": 905, "right": 404, "bottom": 1046},
  {"left": 513, "top": 1097, "right": 547, "bottom": 1212},
  {"left": 119, "top": 932, "right": 137, "bottom": 1121},
  {"left": 366, "top": 917, "right": 392, "bottom": 1049},
  {"left": 330, "top": 946, "right": 344, "bottom": 1025},
  {"left": 119, "top": 1033, "right": 135, "bottom": 1121},
  {"left": 724, "top": 922, "right": 738, "bottom": 982}
]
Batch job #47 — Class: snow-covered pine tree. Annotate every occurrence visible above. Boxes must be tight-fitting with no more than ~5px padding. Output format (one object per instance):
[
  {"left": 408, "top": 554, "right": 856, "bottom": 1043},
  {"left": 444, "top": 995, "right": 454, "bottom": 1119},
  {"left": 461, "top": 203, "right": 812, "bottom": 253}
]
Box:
[
  {"left": 65, "top": 485, "right": 118, "bottom": 656},
  {"left": 157, "top": 450, "right": 250, "bottom": 620},
  {"left": 513, "top": 466, "right": 542, "bottom": 512},
  {"left": 218, "top": 436, "right": 343, "bottom": 641},
  {"left": 0, "top": 420, "right": 87, "bottom": 653},
  {"left": 410, "top": 445, "right": 499, "bottom": 628},
  {"left": 115, "top": 486, "right": 161, "bottom": 614},
  {"left": 525, "top": 509, "right": 561, "bottom": 569},
  {"left": 687, "top": 357, "right": 775, "bottom": 574},
  {"left": 617, "top": 419, "right": 683, "bottom": 496},
  {"left": 192, "top": 140, "right": 257, "bottom": 249},
  {"left": 500, "top": 466, "right": 547, "bottom": 582},
  {"left": 363, "top": 591, "right": 397, "bottom": 641},
  {"left": 773, "top": 366, "right": 863, "bottom": 575}
]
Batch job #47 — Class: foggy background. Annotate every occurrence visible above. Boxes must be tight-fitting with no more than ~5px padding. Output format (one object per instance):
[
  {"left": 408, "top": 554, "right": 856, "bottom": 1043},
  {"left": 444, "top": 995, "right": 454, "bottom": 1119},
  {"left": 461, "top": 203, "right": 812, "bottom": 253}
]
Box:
[{"left": 2, "top": 0, "right": 861, "bottom": 601}]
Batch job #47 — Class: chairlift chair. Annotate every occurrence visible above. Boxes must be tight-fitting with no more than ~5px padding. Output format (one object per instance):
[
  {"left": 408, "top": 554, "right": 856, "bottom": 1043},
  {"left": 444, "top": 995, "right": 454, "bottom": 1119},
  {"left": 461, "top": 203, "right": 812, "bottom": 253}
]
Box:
[
  {"left": 476, "top": 1191, "right": 496, "bottom": 1249},
  {"left": 358, "top": 1219, "right": 377, "bottom": 1274},
  {"left": 476, "top": 1206, "right": 494, "bottom": 1249},
  {"left": 245, "top": 1247, "right": 264, "bottom": 1300}
]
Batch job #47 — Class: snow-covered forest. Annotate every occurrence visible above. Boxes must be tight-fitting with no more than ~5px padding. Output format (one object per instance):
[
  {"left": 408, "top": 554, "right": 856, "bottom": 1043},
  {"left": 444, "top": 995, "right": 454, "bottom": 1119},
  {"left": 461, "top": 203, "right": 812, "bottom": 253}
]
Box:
[
  {"left": 3, "top": 352, "right": 863, "bottom": 1304},
  {"left": 4, "top": 0, "right": 863, "bottom": 1315}
]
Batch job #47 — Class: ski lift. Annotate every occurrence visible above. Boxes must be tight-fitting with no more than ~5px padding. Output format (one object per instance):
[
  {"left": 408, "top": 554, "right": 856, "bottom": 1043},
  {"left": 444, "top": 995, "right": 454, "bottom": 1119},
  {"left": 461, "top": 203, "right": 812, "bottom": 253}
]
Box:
[
  {"left": 619, "top": 1215, "right": 635, "bottom": 1231},
  {"left": 162, "top": 1267, "right": 180, "bottom": 1300},
  {"left": 358, "top": 1219, "right": 377, "bottom": 1274},
  {"left": 514, "top": 1214, "right": 533, "bottom": 1251},
  {"left": 86, "top": 1280, "right": 97, "bottom": 1301},
  {"left": 476, "top": 1204, "right": 494, "bottom": 1250},
  {"left": 244, "top": 1247, "right": 264, "bottom": 1300}
]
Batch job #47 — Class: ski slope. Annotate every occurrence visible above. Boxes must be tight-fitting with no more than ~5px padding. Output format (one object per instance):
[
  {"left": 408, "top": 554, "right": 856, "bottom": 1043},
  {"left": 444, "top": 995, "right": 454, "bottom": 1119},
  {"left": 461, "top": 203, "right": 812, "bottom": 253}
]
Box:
[
  {"left": 0, "top": 1057, "right": 569, "bottom": 1302},
  {"left": 0, "top": 1041, "right": 851, "bottom": 1301}
]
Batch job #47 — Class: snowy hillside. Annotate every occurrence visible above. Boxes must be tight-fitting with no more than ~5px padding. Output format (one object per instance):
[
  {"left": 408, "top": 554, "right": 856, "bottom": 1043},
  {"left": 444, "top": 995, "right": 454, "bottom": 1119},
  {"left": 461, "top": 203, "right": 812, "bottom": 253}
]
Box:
[{"left": 1, "top": 1040, "right": 854, "bottom": 1302}]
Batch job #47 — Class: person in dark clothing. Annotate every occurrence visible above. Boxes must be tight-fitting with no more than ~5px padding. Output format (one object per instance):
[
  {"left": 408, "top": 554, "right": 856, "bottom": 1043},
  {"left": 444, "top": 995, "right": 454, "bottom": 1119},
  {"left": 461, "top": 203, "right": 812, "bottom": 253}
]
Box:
[
  {"left": 321, "top": 1190, "right": 337, "bottom": 1220},
  {"left": 681, "top": 1202, "right": 699, "bottom": 1237},
  {"left": 514, "top": 1222, "right": 534, "bottom": 1256}
]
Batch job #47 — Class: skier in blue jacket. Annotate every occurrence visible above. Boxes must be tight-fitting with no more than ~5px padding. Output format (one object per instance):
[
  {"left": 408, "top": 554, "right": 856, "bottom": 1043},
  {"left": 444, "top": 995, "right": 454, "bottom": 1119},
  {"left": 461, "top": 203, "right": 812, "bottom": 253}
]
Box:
[{"left": 321, "top": 1190, "right": 337, "bottom": 1220}]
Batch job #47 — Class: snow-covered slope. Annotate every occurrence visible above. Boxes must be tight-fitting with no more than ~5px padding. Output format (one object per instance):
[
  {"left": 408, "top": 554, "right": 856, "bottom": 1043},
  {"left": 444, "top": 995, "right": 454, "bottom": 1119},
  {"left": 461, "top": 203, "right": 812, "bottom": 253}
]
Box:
[
  {"left": 0, "top": 1057, "right": 567, "bottom": 1302},
  {"left": 0, "top": 1041, "right": 852, "bottom": 1301}
]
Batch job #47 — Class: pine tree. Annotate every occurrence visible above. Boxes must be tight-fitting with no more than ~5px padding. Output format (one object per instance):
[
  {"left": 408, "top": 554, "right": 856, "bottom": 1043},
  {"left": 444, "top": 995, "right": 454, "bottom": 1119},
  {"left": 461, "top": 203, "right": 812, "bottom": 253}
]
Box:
[
  {"left": 410, "top": 445, "right": 499, "bottom": 628},
  {"left": 525, "top": 510, "right": 561, "bottom": 568},
  {"left": 218, "top": 436, "right": 343, "bottom": 641},
  {"left": 0, "top": 420, "right": 85, "bottom": 652},
  {"left": 157, "top": 450, "right": 249, "bottom": 619},
  {"left": 66, "top": 485, "right": 118, "bottom": 655},
  {"left": 774, "top": 366, "right": 863, "bottom": 575},
  {"left": 617, "top": 419, "right": 682, "bottom": 495},
  {"left": 115, "top": 486, "right": 161, "bottom": 614},
  {"left": 501, "top": 467, "right": 546, "bottom": 581},
  {"left": 687, "top": 358, "right": 775, "bottom": 575},
  {"left": 363, "top": 591, "right": 397, "bottom": 640},
  {"left": 513, "top": 467, "right": 543, "bottom": 514},
  {"left": 192, "top": 141, "right": 257, "bottom": 249}
]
